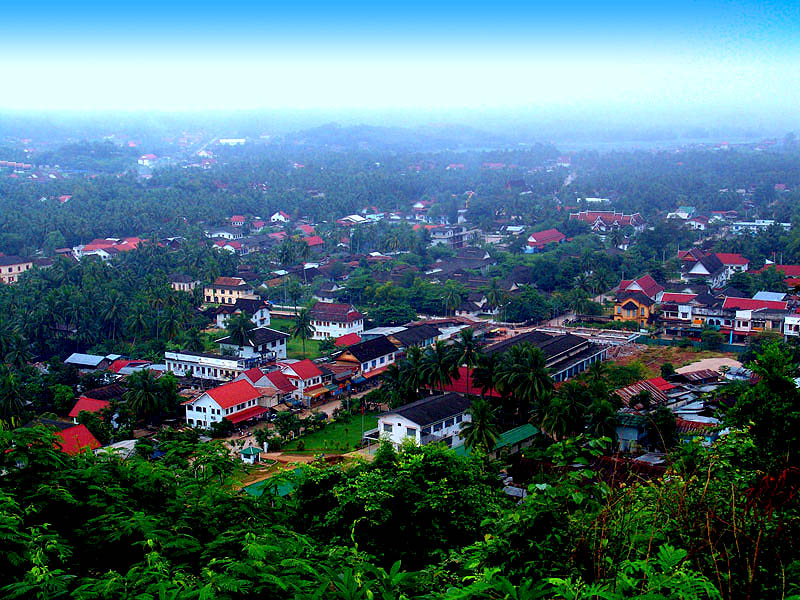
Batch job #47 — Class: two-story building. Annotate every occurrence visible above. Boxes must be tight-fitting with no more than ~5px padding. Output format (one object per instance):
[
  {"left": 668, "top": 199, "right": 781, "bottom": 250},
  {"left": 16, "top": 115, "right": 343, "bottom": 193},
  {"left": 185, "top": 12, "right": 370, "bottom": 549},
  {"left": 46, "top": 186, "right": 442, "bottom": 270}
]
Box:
[
  {"left": 214, "top": 298, "right": 272, "bottom": 328},
  {"left": 308, "top": 302, "right": 365, "bottom": 340},
  {"left": 183, "top": 379, "right": 267, "bottom": 429},
  {"left": 204, "top": 276, "right": 257, "bottom": 305},
  {"left": 0, "top": 255, "right": 33, "bottom": 284},
  {"left": 277, "top": 359, "right": 325, "bottom": 404},
  {"left": 215, "top": 326, "right": 289, "bottom": 360},
  {"left": 370, "top": 392, "right": 472, "bottom": 449},
  {"left": 169, "top": 273, "right": 200, "bottom": 292},
  {"left": 335, "top": 336, "right": 398, "bottom": 380},
  {"left": 165, "top": 350, "right": 255, "bottom": 382}
]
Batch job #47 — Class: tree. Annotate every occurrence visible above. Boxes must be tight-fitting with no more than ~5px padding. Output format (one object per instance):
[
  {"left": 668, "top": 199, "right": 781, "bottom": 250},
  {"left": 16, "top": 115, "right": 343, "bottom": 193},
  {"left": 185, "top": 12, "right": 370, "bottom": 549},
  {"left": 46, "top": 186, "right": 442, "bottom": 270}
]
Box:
[
  {"left": 291, "top": 308, "right": 315, "bottom": 358},
  {"left": 453, "top": 328, "right": 482, "bottom": 396},
  {"left": 226, "top": 311, "right": 254, "bottom": 355},
  {"left": 123, "top": 368, "right": 164, "bottom": 422},
  {"left": 700, "top": 328, "right": 723, "bottom": 350},
  {"left": 460, "top": 396, "right": 500, "bottom": 453},
  {"left": 421, "top": 341, "right": 460, "bottom": 393},
  {"left": 442, "top": 281, "right": 464, "bottom": 316},
  {"left": 0, "top": 367, "right": 24, "bottom": 425},
  {"left": 660, "top": 362, "right": 676, "bottom": 378},
  {"left": 183, "top": 328, "right": 206, "bottom": 352},
  {"left": 495, "top": 343, "right": 553, "bottom": 425},
  {"left": 646, "top": 405, "right": 678, "bottom": 452}
]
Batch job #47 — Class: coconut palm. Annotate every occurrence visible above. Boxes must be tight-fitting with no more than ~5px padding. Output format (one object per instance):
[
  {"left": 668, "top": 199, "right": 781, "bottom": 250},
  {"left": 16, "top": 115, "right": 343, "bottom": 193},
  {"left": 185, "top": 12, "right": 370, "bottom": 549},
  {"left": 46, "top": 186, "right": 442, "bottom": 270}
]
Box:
[
  {"left": 484, "top": 277, "right": 507, "bottom": 319},
  {"left": 460, "top": 397, "right": 500, "bottom": 453},
  {"left": 291, "top": 308, "right": 315, "bottom": 358},
  {"left": 442, "top": 282, "right": 464, "bottom": 317},
  {"left": 495, "top": 343, "right": 553, "bottom": 425},
  {"left": 227, "top": 312, "right": 255, "bottom": 354},
  {"left": 0, "top": 367, "right": 24, "bottom": 424},
  {"left": 124, "top": 368, "right": 163, "bottom": 422},
  {"left": 421, "top": 341, "right": 460, "bottom": 393},
  {"left": 402, "top": 345, "right": 425, "bottom": 398},
  {"left": 4, "top": 333, "right": 32, "bottom": 369},
  {"left": 453, "top": 328, "right": 482, "bottom": 396},
  {"left": 473, "top": 352, "right": 502, "bottom": 400},
  {"left": 183, "top": 328, "right": 206, "bottom": 352}
]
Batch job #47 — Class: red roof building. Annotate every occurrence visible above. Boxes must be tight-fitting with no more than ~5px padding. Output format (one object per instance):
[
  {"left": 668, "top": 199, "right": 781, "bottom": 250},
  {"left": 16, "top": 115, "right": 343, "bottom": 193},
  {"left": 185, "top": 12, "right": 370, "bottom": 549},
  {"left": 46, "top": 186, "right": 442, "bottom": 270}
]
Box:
[
  {"left": 569, "top": 210, "right": 645, "bottom": 231},
  {"left": 55, "top": 425, "right": 101, "bottom": 455},
  {"left": 722, "top": 297, "right": 788, "bottom": 311},
  {"left": 437, "top": 367, "right": 501, "bottom": 397},
  {"left": 616, "top": 275, "right": 664, "bottom": 300},
  {"left": 206, "top": 380, "right": 263, "bottom": 410},
  {"left": 715, "top": 253, "right": 749, "bottom": 266},
  {"left": 659, "top": 293, "right": 698, "bottom": 304},
  {"left": 281, "top": 359, "right": 323, "bottom": 381},
  {"left": 297, "top": 224, "right": 315, "bottom": 236},
  {"left": 526, "top": 228, "right": 566, "bottom": 250},
  {"left": 335, "top": 332, "right": 362, "bottom": 347},
  {"left": 304, "top": 235, "right": 324, "bottom": 247},
  {"left": 68, "top": 397, "right": 110, "bottom": 420}
]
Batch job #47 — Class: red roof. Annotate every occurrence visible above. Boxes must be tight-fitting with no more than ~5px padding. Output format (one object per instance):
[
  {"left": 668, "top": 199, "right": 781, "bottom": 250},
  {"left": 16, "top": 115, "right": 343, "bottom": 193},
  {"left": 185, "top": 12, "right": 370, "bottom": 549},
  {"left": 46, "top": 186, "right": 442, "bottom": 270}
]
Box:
[
  {"left": 225, "top": 405, "right": 269, "bottom": 424},
  {"left": 68, "top": 397, "right": 110, "bottom": 418},
  {"left": 618, "top": 275, "right": 663, "bottom": 299},
  {"left": 335, "top": 333, "right": 362, "bottom": 347},
  {"left": 242, "top": 367, "right": 264, "bottom": 383},
  {"left": 760, "top": 264, "right": 800, "bottom": 277},
  {"left": 527, "top": 228, "right": 566, "bottom": 247},
  {"left": 644, "top": 377, "right": 676, "bottom": 392},
  {"left": 715, "top": 253, "right": 749, "bottom": 266},
  {"left": 205, "top": 380, "right": 262, "bottom": 409},
  {"left": 304, "top": 235, "right": 324, "bottom": 247},
  {"left": 438, "top": 367, "right": 501, "bottom": 397},
  {"left": 283, "top": 359, "right": 323, "bottom": 381},
  {"left": 660, "top": 293, "right": 697, "bottom": 304},
  {"left": 309, "top": 302, "right": 364, "bottom": 322},
  {"left": 722, "top": 297, "right": 788, "bottom": 311},
  {"left": 230, "top": 215, "right": 245, "bottom": 222},
  {"left": 55, "top": 425, "right": 101, "bottom": 455},
  {"left": 108, "top": 359, "right": 149, "bottom": 373},
  {"left": 265, "top": 371, "right": 296, "bottom": 393},
  {"left": 298, "top": 224, "right": 315, "bottom": 235}
]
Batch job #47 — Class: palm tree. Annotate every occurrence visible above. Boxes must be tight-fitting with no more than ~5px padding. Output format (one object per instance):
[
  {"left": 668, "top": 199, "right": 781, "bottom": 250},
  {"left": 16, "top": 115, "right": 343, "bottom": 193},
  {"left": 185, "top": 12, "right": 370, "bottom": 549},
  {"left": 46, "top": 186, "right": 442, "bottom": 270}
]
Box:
[
  {"left": 421, "top": 341, "right": 460, "bottom": 394},
  {"left": 402, "top": 345, "right": 425, "bottom": 398},
  {"left": 124, "top": 369, "right": 163, "bottom": 422},
  {"left": 442, "top": 282, "right": 464, "bottom": 317},
  {"left": 125, "top": 302, "right": 149, "bottom": 343},
  {"left": 183, "top": 328, "right": 206, "bottom": 352},
  {"left": 291, "top": 308, "right": 315, "bottom": 358},
  {"left": 495, "top": 343, "right": 553, "bottom": 425},
  {"left": 454, "top": 328, "right": 482, "bottom": 396},
  {"left": 227, "top": 312, "right": 254, "bottom": 354},
  {"left": 460, "top": 397, "right": 500, "bottom": 453},
  {"left": 0, "top": 367, "right": 24, "bottom": 424},
  {"left": 473, "top": 352, "right": 502, "bottom": 399},
  {"left": 484, "top": 277, "right": 507, "bottom": 318},
  {"left": 162, "top": 306, "right": 183, "bottom": 341},
  {"left": 4, "top": 334, "right": 32, "bottom": 369}
]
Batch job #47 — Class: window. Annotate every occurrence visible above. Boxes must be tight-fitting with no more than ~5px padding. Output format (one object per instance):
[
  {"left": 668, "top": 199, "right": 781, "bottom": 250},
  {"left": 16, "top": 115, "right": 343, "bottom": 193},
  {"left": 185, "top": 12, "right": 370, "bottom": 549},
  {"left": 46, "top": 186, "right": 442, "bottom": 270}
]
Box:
[
  {"left": 406, "top": 427, "right": 417, "bottom": 438},
  {"left": 382, "top": 423, "right": 392, "bottom": 432},
  {"left": 616, "top": 306, "right": 621, "bottom": 314},
  {"left": 455, "top": 414, "right": 462, "bottom": 423},
  {"left": 444, "top": 418, "right": 454, "bottom": 428},
  {"left": 433, "top": 422, "right": 443, "bottom": 432},
  {"left": 640, "top": 307, "right": 646, "bottom": 316},
  {"left": 379, "top": 356, "right": 385, "bottom": 364},
  {"left": 421, "top": 427, "right": 431, "bottom": 435}
]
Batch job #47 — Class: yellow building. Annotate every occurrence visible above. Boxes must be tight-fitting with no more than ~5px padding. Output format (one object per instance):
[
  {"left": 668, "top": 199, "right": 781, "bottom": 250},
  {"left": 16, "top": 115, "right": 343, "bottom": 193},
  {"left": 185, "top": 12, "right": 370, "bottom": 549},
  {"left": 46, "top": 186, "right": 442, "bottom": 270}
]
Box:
[
  {"left": 203, "top": 276, "right": 257, "bottom": 304},
  {"left": 614, "top": 292, "right": 655, "bottom": 328},
  {"left": 0, "top": 256, "right": 33, "bottom": 284}
]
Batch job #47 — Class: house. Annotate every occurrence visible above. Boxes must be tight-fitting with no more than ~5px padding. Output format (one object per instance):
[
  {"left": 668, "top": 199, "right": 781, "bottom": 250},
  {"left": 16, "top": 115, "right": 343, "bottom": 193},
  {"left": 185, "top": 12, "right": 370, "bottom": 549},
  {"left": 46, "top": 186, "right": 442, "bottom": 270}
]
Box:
[
  {"left": 304, "top": 235, "right": 324, "bottom": 248},
  {"left": 490, "top": 424, "right": 539, "bottom": 459},
  {"left": 215, "top": 327, "right": 289, "bottom": 360},
  {"left": 204, "top": 276, "right": 257, "bottom": 304},
  {"left": 239, "top": 446, "right": 262, "bottom": 464},
  {"left": 686, "top": 216, "right": 709, "bottom": 230},
  {"left": 55, "top": 424, "right": 101, "bottom": 455},
  {"left": 714, "top": 253, "right": 750, "bottom": 278},
  {"left": 335, "top": 336, "right": 398, "bottom": 379},
  {"left": 616, "top": 275, "right": 664, "bottom": 301},
  {"left": 667, "top": 206, "right": 696, "bottom": 220},
  {"left": 525, "top": 228, "right": 566, "bottom": 253},
  {"left": 756, "top": 264, "right": 800, "bottom": 288},
  {"left": 165, "top": 350, "right": 255, "bottom": 382},
  {"left": 214, "top": 298, "right": 272, "bottom": 328},
  {"left": 386, "top": 324, "right": 441, "bottom": 350},
  {"left": 371, "top": 392, "right": 472, "bottom": 449},
  {"left": 138, "top": 154, "right": 157, "bottom": 166},
  {"left": 204, "top": 228, "right": 243, "bottom": 241},
  {"left": 297, "top": 224, "right": 315, "bottom": 236},
  {"left": 183, "top": 379, "right": 267, "bottom": 429},
  {"left": 271, "top": 211, "right": 291, "bottom": 223},
  {"left": 334, "top": 333, "right": 362, "bottom": 347},
  {"left": 308, "top": 302, "right": 365, "bottom": 340},
  {"left": 614, "top": 292, "right": 654, "bottom": 327},
  {"left": 64, "top": 353, "right": 113, "bottom": 372},
  {"left": 429, "top": 226, "right": 474, "bottom": 249},
  {"left": 170, "top": 274, "right": 200, "bottom": 292},
  {"left": 0, "top": 255, "right": 33, "bottom": 284},
  {"left": 682, "top": 253, "right": 727, "bottom": 288},
  {"left": 278, "top": 359, "right": 325, "bottom": 403},
  {"left": 569, "top": 210, "right": 645, "bottom": 232},
  {"left": 731, "top": 219, "right": 791, "bottom": 234},
  {"left": 68, "top": 397, "right": 110, "bottom": 424},
  {"left": 485, "top": 331, "right": 607, "bottom": 383},
  {"left": 230, "top": 215, "right": 246, "bottom": 227},
  {"left": 234, "top": 368, "right": 296, "bottom": 404}
]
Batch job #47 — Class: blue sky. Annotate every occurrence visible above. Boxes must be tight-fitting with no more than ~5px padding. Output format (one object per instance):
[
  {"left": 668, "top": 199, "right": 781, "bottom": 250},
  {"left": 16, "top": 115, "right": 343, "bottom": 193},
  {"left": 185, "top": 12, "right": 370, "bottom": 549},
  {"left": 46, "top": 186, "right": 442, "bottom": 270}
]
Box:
[{"left": 2, "top": 0, "right": 799, "bottom": 113}]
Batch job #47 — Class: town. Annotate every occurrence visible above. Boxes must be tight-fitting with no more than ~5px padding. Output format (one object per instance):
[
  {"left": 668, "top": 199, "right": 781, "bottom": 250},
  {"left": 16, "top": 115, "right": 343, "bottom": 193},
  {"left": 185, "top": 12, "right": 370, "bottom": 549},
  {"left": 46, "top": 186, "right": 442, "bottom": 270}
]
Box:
[{"left": 1, "top": 123, "right": 799, "bottom": 597}]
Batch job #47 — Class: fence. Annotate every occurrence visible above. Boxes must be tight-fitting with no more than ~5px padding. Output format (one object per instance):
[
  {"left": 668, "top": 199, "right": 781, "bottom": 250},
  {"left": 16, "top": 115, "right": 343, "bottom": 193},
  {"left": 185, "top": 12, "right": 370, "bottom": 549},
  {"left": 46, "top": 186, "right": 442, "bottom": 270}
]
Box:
[{"left": 636, "top": 335, "right": 745, "bottom": 354}]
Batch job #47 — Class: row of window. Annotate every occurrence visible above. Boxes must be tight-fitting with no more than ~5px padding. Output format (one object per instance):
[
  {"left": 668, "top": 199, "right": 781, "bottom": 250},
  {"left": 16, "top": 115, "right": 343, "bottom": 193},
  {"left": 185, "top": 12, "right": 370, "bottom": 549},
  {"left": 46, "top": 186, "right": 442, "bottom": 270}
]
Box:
[{"left": 361, "top": 354, "right": 394, "bottom": 371}]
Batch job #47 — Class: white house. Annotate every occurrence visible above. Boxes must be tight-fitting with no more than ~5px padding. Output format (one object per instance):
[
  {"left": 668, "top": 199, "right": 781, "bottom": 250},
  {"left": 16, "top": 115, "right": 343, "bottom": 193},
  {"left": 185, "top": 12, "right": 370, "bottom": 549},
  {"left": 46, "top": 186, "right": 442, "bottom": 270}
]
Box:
[
  {"left": 204, "top": 228, "right": 243, "bottom": 240},
  {"left": 271, "top": 211, "right": 291, "bottom": 223},
  {"left": 277, "top": 359, "right": 325, "bottom": 403},
  {"left": 183, "top": 379, "right": 267, "bottom": 429},
  {"left": 214, "top": 298, "right": 272, "bottom": 328},
  {"left": 784, "top": 315, "right": 800, "bottom": 337},
  {"left": 164, "top": 350, "right": 250, "bottom": 382},
  {"left": 215, "top": 327, "right": 289, "bottom": 360},
  {"left": 370, "top": 392, "right": 472, "bottom": 449},
  {"left": 308, "top": 302, "right": 365, "bottom": 340}
]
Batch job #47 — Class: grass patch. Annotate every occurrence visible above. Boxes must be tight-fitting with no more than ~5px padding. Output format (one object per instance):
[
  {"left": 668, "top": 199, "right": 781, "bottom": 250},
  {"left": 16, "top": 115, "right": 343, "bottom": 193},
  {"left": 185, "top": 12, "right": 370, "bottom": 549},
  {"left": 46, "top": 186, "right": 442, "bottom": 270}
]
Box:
[
  {"left": 283, "top": 413, "right": 379, "bottom": 453},
  {"left": 270, "top": 316, "right": 323, "bottom": 359}
]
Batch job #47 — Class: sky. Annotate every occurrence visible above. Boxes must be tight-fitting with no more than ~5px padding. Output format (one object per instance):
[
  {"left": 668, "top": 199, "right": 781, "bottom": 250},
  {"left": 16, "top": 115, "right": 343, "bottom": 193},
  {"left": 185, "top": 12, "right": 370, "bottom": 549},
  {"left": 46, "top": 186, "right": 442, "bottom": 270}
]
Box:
[{"left": 1, "top": 0, "right": 799, "bottom": 120}]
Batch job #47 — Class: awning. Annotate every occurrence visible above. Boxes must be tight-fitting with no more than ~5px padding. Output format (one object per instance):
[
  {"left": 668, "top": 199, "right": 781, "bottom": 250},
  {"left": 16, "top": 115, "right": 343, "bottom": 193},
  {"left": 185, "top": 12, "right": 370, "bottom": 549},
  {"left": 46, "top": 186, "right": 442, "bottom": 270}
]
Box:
[
  {"left": 272, "top": 403, "right": 291, "bottom": 412},
  {"left": 351, "top": 376, "right": 366, "bottom": 384},
  {"left": 225, "top": 405, "right": 269, "bottom": 424},
  {"left": 304, "top": 385, "right": 329, "bottom": 398},
  {"left": 363, "top": 365, "right": 389, "bottom": 379}
]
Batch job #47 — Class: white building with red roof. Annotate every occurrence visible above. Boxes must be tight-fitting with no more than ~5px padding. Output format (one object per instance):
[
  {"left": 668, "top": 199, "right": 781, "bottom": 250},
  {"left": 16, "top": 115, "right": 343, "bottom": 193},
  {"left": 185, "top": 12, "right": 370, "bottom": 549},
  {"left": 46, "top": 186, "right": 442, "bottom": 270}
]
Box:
[
  {"left": 278, "top": 359, "right": 325, "bottom": 402},
  {"left": 270, "top": 210, "right": 291, "bottom": 223},
  {"left": 616, "top": 275, "right": 664, "bottom": 301},
  {"left": 525, "top": 228, "right": 566, "bottom": 252},
  {"left": 569, "top": 210, "right": 645, "bottom": 232},
  {"left": 183, "top": 379, "right": 267, "bottom": 429},
  {"left": 308, "top": 301, "right": 364, "bottom": 340}
]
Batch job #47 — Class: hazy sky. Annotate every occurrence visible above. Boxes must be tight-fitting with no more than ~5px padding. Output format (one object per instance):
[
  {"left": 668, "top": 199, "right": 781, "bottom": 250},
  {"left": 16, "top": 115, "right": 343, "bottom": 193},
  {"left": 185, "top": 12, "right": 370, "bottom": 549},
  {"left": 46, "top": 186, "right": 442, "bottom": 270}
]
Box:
[{"left": 2, "top": 0, "right": 799, "bottom": 116}]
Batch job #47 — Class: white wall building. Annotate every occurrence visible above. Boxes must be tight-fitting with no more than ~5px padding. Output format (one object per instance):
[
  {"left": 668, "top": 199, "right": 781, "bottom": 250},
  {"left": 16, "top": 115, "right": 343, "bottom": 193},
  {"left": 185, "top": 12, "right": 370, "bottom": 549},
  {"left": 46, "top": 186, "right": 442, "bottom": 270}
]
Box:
[
  {"left": 370, "top": 393, "right": 472, "bottom": 449},
  {"left": 164, "top": 350, "right": 249, "bottom": 382},
  {"left": 183, "top": 379, "right": 266, "bottom": 429},
  {"left": 215, "top": 327, "right": 289, "bottom": 361},
  {"left": 308, "top": 302, "right": 365, "bottom": 340}
]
